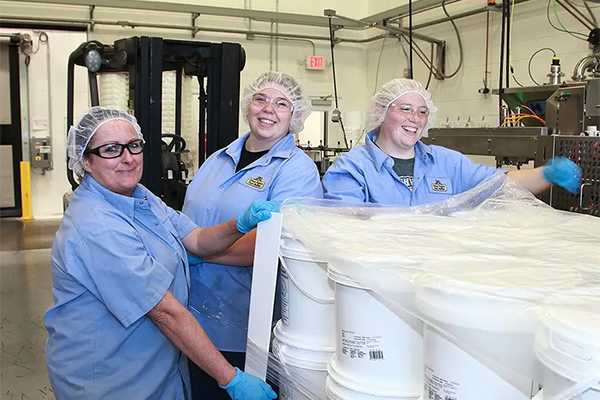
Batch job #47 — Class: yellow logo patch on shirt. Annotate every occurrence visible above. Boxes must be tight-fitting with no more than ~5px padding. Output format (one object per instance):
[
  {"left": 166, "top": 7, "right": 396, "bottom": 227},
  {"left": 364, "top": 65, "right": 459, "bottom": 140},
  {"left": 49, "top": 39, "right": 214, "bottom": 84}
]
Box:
[
  {"left": 246, "top": 176, "right": 266, "bottom": 189},
  {"left": 431, "top": 179, "right": 448, "bottom": 192}
]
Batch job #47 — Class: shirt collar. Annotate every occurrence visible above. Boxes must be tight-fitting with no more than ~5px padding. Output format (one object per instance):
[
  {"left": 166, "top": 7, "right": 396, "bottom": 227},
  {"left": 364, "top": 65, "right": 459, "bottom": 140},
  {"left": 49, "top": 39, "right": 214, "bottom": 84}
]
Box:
[
  {"left": 365, "top": 130, "right": 435, "bottom": 169},
  {"left": 225, "top": 132, "right": 296, "bottom": 165},
  {"left": 80, "top": 174, "right": 149, "bottom": 220}
]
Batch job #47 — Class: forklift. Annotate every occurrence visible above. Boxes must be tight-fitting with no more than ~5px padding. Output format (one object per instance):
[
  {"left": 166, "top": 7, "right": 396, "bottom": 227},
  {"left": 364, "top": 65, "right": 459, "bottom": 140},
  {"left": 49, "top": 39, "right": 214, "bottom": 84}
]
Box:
[{"left": 66, "top": 36, "right": 246, "bottom": 210}]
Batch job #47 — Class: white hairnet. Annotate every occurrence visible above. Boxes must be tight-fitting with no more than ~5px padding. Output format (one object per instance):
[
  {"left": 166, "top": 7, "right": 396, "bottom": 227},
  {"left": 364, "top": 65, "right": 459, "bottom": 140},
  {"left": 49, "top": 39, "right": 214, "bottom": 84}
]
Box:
[
  {"left": 365, "top": 78, "right": 438, "bottom": 135},
  {"left": 67, "top": 106, "right": 143, "bottom": 178},
  {"left": 241, "top": 72, "right": 312, "bottom": 134}
]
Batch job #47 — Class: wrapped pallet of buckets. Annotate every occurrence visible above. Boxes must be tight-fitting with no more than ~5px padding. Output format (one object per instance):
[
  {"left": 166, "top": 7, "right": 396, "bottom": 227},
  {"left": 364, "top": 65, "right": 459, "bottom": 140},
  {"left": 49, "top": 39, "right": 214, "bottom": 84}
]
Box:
[{"left": 260, "top": 175, "right": 600, "bottom": 400}]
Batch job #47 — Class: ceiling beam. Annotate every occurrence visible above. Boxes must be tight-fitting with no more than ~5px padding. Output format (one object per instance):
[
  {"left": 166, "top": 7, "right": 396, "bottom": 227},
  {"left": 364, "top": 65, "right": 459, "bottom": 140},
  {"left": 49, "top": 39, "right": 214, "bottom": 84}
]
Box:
[{"left": 14, "top": 0, "right": 366, "bottom": 29}]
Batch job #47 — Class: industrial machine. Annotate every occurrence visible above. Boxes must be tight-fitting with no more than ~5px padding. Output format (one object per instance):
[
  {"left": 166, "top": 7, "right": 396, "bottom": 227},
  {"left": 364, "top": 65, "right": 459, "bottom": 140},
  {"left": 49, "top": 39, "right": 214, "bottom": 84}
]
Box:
[
  {"left": 423, "top": 30, "right": 600, "bottom": 217},
  {"left": 66, "top": 36, "right": 246, "bottom": 210}
]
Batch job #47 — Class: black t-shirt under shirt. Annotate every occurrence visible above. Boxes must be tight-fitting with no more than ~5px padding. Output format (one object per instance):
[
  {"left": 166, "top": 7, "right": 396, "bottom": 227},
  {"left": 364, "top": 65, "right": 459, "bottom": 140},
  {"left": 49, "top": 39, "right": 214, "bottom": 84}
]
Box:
[
  {"left": 390, "top": 156, "right": 415, "bottom": 191},
  {"left": 236, "top": 143, "right": 269, "bottom": 173}
]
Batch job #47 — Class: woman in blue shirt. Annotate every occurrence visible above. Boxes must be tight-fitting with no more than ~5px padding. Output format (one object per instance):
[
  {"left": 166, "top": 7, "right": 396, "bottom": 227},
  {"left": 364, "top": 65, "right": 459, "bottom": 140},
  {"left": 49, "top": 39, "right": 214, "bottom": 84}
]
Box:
[
  {"left": 322, "top": 78, "right": 581, "bottom": 205},
  {"left": 46, "top": 107, "right": 278, "bottom": 400},
  {"left": 182, "top": 72, "right": 322, "bottom": 399}
]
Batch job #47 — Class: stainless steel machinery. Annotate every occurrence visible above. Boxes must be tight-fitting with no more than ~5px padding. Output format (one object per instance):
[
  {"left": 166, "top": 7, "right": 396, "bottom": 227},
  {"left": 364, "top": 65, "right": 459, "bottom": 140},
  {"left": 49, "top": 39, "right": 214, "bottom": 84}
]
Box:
[{"left": 423, "top": 77, "right": 600, "bottom": 217}]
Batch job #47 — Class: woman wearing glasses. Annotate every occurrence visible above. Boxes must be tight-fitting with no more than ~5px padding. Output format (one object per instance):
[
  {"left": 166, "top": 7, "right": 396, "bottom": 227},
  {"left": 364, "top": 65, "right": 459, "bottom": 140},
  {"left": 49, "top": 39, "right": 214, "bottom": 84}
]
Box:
[
  {"left": 45, "top": 107, "right": 278, "bottom": 400},
  {"left": 322, "top": 78, "right": 582, "bottom": 205},
  {"left": 181, "top": 72, "right": 322, "bottom": 398}
]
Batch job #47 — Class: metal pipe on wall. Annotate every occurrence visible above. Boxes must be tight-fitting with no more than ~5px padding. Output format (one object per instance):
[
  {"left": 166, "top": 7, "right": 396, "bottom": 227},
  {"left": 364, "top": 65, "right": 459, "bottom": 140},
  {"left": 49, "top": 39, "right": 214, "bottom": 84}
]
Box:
[
  {"left": 498, "top": 0, "right": 507, "bottom": 123},
  {"left": 556, "top": 0, "right": 595, "bottom": 31},
  {"left": 411, "top": 6, "right": 499, "bottom": 30},
  {"left": 505, "top": 0, "right": 510, "bottom": 88},
  {"left": 0, "top": 15, "right": 391, "bottom": 44}
]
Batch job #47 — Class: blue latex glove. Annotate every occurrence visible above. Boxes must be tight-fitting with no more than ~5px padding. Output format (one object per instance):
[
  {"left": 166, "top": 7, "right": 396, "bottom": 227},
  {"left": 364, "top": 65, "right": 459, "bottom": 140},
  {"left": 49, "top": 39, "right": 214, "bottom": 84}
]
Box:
[
  {"left": 187, "top": 252, "right": 203, "bottom": 266},
  {"left": 236, "top": 200, "right": 280, "bottom": 233},
  {"left": 221, "top": 367, "right": 277, "bottom": 400},
  {"left": 542, "top": 156, "right": 582, "bottom": 194}
]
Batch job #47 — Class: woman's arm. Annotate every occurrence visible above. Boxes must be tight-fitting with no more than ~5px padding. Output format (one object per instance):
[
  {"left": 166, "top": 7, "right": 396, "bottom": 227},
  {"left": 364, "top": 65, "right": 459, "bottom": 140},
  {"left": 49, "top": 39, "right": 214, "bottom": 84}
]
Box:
[
  {"left": 182, "top": 200, "right": 279, "bottom": 257},
  {"left": 506, "top": 168, "right": 550, "bottom": 195},
  {"left": 202, "top": 229, "right": 257, "bottom": 267},
  {"left": 507, "top": 157, "right": 581, "bottom": 195},
  {"left": 148, "top": 290, "right": 236, "bottom": 386},
  {"left": 182, "top": 220, "right": 243, "bottom": 257},
  {"left": 148, "top": 290, "right": 277, "bottom": 399}
]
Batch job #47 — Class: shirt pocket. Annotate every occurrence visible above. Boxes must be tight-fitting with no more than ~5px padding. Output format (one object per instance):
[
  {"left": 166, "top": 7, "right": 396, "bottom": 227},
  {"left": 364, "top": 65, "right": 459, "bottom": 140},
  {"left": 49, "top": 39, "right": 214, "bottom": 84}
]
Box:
[
  {"left": 425, "top": 177, "right": 454, "bottom": 195},
  {"left": 237, "top": 171, "right": 273, "bottom": 192}
]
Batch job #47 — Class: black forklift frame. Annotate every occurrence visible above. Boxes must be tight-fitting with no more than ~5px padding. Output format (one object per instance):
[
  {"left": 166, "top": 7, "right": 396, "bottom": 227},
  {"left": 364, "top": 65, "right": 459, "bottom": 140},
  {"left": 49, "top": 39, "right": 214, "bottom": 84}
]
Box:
[{"left": 66, "top": 36, "right": 245, "bottom": 208}]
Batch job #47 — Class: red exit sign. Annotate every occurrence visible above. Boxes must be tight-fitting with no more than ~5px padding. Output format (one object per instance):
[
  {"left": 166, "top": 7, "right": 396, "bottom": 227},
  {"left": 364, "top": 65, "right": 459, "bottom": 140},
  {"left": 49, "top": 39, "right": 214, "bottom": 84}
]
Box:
[{"left": 306, "top": 56, "right": 325, "bottom": 70}]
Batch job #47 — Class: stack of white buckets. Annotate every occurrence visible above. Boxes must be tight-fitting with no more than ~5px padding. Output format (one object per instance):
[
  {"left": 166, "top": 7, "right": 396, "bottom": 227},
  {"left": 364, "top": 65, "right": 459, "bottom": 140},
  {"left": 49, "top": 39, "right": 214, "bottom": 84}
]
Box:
[
  {"left": 274, "top": 234, "right": 336, "bottom": 399},
  {"left": 276, "top": 234, "right": 422, "bottom": 400},
  {"left": 275, "top": 235, "right": 600, "bottom": 400}
]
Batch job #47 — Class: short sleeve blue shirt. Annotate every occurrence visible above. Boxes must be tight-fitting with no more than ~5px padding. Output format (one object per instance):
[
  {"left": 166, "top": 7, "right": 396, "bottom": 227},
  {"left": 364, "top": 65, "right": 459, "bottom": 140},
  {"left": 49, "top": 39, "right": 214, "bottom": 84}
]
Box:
[
  {"left": 45, "top": 174, "right": 197, "bottom": 400},
  {"left": 182, "top": 132, "right": 322, "bottom": 352},
  {"left": 322, "top": 131, "right": 500, "bottom": 206}
]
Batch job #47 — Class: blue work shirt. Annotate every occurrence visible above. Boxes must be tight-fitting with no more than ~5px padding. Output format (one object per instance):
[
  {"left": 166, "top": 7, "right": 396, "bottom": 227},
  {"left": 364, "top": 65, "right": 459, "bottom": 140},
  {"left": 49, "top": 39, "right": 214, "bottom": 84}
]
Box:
[
  {"left": 322, "top": 131, "right": 500, "bottom": 206},
  {"left": 182, "top": 132, "right": 322, "bottom": 352},
  {"left": 45, "top": 174, "right": 197, "bottom": 400}
]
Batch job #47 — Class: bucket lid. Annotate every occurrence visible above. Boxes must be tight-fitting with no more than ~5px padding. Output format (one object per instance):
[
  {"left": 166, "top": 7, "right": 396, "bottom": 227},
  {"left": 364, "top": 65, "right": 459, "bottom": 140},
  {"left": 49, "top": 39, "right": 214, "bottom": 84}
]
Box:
[
  {"left": 327, "top": 356, "right": 422, "bottom": 398},
  {"left": 279, "top": 234, "right": 325, "bottom": 262},
  {"left": 272, "top": 323, "right": 333, "bottom": 371},
  {"left": 543, "top": 291, "right": 600, "bottom": 347},
  {"left": 326, "top": 265, "right": 368, "bottom": 289},
  {"left": 273, "top": 320, "right": 336, "bottom": 352},
  {"left": 415, "top": 257, "right": 583, "bottom": 331},
  {"left": 272, "top": 336, "right": 332, "bottom": 371},
  {"left": 536, "top": 312, "right": 600, "bottom": 386}
]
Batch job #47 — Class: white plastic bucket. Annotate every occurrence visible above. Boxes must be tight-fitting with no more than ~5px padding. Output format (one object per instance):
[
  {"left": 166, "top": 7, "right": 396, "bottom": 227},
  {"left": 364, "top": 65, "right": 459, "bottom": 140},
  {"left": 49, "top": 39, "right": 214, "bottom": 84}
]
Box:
[
  {"left": 327, "top": 265, "right": 423, "bottom": 397},
  {"left": 422, "top": 324, "right": 534, "bottom": 400},
  {"left": 279, "top": 235, "right": 336, "bottom": 349},
  {"left": 416, "top": 273, "right": 542, "bottom": 400},
  {"left": 272, "top": 320, "right": 333, "bottom": 400},
  {"left": 535, "top": 308, "right": 600, "bottom": 400}
]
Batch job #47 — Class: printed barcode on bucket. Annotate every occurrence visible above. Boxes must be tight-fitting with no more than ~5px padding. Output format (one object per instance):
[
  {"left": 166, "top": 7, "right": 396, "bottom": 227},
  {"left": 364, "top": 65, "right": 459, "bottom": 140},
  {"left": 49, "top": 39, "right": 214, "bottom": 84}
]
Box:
[{"left": 369, "top": 350, "right": 384, "bottom": 360}]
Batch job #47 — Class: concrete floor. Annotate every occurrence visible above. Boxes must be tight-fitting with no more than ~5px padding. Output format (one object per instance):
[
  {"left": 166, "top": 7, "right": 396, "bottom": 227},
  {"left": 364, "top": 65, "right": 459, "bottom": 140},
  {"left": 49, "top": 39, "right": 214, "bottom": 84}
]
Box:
[{"left": 1, "top": 218, "right": 61, "bottom": 400}]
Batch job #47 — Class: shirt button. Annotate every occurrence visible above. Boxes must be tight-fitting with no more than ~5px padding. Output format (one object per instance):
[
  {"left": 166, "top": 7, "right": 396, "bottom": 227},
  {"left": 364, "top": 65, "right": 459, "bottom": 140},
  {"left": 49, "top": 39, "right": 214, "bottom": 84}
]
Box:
[
  {"left": 139, "top": 201, "right": 144, "bottom": 205},
  {"left": 220, "top": 187, "right": 225, "bottom": 191},
  {"left": 144, "top": 196, "right": 148, "bottom": 200},
  {"left": 206, "top": 208, "right": 210, "bottom": 213},
  {"left": 155, "top": 222, "right": 159, "bottom": 226}
]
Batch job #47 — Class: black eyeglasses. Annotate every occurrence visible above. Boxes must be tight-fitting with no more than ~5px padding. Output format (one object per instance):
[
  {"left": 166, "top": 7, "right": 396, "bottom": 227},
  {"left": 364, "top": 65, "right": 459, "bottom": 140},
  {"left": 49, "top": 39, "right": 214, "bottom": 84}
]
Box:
[{"left": 85, "top": 139, "right": 144, "bottom": 159}]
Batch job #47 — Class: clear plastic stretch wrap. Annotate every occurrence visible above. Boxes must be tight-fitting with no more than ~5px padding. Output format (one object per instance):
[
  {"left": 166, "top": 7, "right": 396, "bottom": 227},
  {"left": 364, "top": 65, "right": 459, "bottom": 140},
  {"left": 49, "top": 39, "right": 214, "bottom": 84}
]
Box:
[{"left": 247, "top": 173, "right": 600, "bottom": 400}]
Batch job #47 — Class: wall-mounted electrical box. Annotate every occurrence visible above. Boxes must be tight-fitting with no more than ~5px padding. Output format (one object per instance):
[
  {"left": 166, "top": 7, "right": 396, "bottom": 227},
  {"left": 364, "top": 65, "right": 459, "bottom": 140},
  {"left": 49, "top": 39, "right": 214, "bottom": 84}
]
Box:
[{"left": 31, "top": 136, "right": 53, "bottom": 169}]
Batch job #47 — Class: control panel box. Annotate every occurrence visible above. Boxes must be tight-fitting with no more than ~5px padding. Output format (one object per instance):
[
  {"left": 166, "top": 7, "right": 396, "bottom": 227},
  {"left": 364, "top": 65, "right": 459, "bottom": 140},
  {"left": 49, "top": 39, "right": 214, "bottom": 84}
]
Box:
[{"left": 31, "top": 136, "right": 53, "bottom": 169}]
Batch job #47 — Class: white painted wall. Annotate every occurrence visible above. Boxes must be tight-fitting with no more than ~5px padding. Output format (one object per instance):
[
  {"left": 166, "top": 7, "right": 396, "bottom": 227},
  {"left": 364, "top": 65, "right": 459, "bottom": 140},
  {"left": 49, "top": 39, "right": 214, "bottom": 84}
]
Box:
[{"left": 366, "top": 0, "right": 597, "bottom": 128}]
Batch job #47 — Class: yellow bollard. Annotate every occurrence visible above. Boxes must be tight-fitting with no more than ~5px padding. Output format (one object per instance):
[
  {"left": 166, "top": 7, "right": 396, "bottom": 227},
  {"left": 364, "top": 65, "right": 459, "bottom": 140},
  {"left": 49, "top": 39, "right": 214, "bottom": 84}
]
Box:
[{"left": 20, "top": 161, "right": 33, "bottom": 220}]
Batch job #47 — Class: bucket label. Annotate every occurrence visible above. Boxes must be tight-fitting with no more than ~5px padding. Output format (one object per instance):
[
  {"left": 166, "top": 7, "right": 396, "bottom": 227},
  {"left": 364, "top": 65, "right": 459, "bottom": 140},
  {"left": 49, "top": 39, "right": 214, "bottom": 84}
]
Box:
[
  {"left": 424, "top": 364, "right": 460, "bottom": 400},
  {"left": 340, "top": 330, "right": 384, "bottom": 361},
  {"left": 280, "top": 267, "right": 290, "bottom": 326}
]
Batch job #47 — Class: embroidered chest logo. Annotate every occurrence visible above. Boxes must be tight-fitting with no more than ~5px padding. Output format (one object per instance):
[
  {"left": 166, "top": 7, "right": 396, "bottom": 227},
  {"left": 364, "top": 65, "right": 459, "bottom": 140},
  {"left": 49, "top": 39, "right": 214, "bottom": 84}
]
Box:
[
  {"left": 246, "top": 176, "right": 266, "bottom": 189},
  {"left": 431, "top": 179, "right": 448, "bottom": 192}
]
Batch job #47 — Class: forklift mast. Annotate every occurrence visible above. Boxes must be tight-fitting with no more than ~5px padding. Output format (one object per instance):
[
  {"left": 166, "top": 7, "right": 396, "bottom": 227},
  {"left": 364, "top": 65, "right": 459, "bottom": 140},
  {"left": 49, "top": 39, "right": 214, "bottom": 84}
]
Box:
[{"left": 66, "top": 36, "right": 246, "bottom": 210}]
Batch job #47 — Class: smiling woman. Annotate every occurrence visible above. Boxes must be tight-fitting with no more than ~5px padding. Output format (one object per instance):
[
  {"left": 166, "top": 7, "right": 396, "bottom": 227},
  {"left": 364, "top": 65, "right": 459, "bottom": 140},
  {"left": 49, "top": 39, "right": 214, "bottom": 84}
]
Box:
[
  {"left": 45, "top": 106, "right": 279, "bottom": 400},
  {"left": 322, "top": 78, "right": 581, "bottom": 206},
  {"left": 181, "top": 71, "right": 323, "bottom": 399}
]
